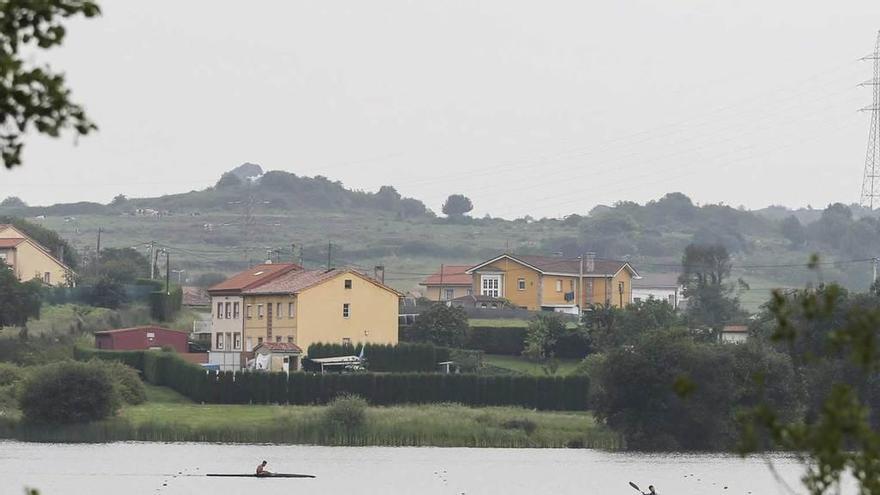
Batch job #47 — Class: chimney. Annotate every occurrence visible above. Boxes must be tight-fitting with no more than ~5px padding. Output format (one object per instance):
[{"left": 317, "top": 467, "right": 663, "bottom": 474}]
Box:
[
  {"left": 585, "top": 252, "right": 596, "bottom": 272},
  {"left": 374, "top": 265, "right": 385, "bottom": 284}
]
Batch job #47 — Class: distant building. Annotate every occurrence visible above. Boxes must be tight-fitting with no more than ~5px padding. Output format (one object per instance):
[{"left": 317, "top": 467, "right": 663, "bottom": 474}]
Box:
[
  {"left": 419, "top": 265, "right": 473, "bottom": 301},
  {"left": 632, "top": 273, "right": 685, "bottom": 309},
  {"left": 0, "top": 224, "right": 73, "bottom": 286},
  {"left": 252, "top": 342, "right": 303, "bottom": 373},
  {"left": 94, "top": 326, "right": 189, "bottom": 353},
  {"left": 465, "top": 253, "right": 639, "bottom": 314},
  {"left": 721, "top": 325, "right": 749, "bottom": 344}
]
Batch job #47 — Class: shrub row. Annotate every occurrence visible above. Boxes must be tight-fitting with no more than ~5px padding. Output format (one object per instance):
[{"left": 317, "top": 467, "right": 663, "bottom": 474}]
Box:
[
  {"left": 77, "top": 348, "right": 589, "bottom": 410},
  {"left": 306, "top": 342, "right": 451, "bottom": 372},
  {"left": 401, "top": 326, "right": 591, "bottom": 359}
]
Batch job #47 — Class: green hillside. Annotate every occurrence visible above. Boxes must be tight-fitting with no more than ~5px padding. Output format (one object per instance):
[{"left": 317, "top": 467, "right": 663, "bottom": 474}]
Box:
[{"left": 3, "top": 166, "right": 877, "bottom": 310}]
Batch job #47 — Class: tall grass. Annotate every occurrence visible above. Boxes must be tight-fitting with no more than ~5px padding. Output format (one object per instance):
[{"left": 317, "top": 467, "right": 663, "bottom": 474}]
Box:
[{"left": 0, "top": 401, "right": 621, "bottom": 449}]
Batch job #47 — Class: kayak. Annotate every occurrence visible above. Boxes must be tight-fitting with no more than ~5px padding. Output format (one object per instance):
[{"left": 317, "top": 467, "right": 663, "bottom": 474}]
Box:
[{"left": 206, "top": 473, "right": 316, "bottom": 478}]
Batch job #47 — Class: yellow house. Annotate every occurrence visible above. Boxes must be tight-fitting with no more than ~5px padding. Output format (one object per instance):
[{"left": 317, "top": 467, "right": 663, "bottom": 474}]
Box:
[
  {"left": 465, "top": 253, "right": 639, "bottom": 313},
  {"left": 419, "top": 265, "right": 474, "bottom": 301},
  {"left": 0, "top": 224, "right": 73, "bottom": 286},
  {"left": 241, "top": 267, "right": 401, "bottom": 357}
]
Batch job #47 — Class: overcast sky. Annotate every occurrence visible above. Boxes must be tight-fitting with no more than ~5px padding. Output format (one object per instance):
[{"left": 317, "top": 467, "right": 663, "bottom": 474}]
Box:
[{"left": 2, "top": 1, "right": 880, "bottom": 218}]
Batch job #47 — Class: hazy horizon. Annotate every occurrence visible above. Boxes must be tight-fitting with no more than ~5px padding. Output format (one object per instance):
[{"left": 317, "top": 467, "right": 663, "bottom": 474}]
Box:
[{"left": 2, "top": 1, "right": 880, "bottom": 219}]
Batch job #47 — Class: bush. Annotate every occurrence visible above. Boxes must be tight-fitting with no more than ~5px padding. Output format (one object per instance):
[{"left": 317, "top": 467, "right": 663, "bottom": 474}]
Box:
[
  {"left": 19, "top": 361, "right": 120, "bottom": 423},
  {"left": 501, "top": 418, "right": 538, "bottom": 435},
  {"left": 0, "top": 362, "right": 24, "bottom": 387},
  {"left": 89, "top": 359, "right": 146, "bottom": 405},
  {"left": 324, "top": 393, "right": 368, "bottom": 431}
]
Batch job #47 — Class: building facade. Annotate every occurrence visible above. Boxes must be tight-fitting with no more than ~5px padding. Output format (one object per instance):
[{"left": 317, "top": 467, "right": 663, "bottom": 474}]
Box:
[
  {"left": 631, "top": 273, "right": 685, "bottom": 309},
  {"left": 419, "top": 265, "right": 474, "bottom": 301},
  {"left": 465, "top": 253, "right": 639, "bottom": 313},
  {"left": 0, "top": 224, "right": 73, "bottom": 286},
  {"left": 94, "top": 326, "right": 189, "bottom": 353}
]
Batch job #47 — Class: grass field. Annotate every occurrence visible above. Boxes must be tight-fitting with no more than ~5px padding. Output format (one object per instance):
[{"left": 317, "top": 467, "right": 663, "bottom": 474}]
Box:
[
  {"left": 1, "top": 385, "right": 619, "bottom": 449},
  {"left": 483, "top": 354, "right": 582, "bottom": 376}
]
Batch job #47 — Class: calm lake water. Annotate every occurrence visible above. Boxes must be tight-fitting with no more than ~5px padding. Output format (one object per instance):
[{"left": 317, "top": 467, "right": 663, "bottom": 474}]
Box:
[{"left": 0, "top": 441, "right": 857, "bottom": 495}]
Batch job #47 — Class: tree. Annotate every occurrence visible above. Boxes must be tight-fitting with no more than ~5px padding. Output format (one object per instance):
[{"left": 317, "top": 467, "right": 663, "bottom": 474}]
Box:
[
  {"left": 0, "top": 261, "right": 42, "bottom": 326},
  {"left": 0, "top": 196, "right": 26, "bottom": 207},
  {"left": 441, "top": 194, "right": 473, "bottom": 218},
  {"left": 739, "top": 279, "right": 880, "bottom": 495},
  {"left": 0, "top": 0, "right": 101, "bottom": 168},
  {"left": 19, "top": 360, "right": 119, "bottom": 423},
  {"left": 679, "top": 243, "right": 745, "bottom": 337},
  {"left": 409, "top": 303, "right": 469, "bottom": 347},
  {"left": 86, "top": 275, "right": 127, "bottom": 309},
  {"left": 215, "top": 171, "right": 243, "bottom": 189},
  {"left": 374, "top": 185, "right": 401, "bottom": 210},
  {"left": 95, "top": 247, "right": 149, "bottom": 283},
  {"left": 109, "top": 194, "right": 127, "bottom": 206},
  {"left": 780, "top": 215, "right": 806, "bottom": 247},
  {"left": 522, "top": 313, "right": 568, "bottom": 374}
]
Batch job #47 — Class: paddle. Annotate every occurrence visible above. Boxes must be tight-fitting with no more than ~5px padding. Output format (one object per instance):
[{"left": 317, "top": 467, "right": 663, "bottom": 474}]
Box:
[{"left": 629, "top": 481, "right": 641, "bottom": 493}]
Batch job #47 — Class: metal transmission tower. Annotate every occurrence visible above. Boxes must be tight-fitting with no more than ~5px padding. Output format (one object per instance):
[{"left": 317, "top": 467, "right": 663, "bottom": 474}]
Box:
[{"left": 860, "top": 31, "right": 880, "bottom": 209}]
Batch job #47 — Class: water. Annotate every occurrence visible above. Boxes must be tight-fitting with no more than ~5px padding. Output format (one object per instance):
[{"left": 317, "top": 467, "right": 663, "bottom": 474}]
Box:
[{"left": 0, "top": 441, "right": 857, "bottom": 495}]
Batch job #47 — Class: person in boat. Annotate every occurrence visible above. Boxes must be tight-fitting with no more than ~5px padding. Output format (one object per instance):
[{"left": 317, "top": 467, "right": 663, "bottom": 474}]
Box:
[
  {"left": 256, "top": 460, "right": 272, "bottom": 477},
  {"left": 642, "top": 485, "right": 657, "bottom": 495}
]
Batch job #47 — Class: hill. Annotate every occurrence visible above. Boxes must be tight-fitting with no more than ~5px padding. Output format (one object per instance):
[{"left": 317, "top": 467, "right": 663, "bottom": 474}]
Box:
[{"left": 2, "top": 165, "right": 877, "bottom": 310}]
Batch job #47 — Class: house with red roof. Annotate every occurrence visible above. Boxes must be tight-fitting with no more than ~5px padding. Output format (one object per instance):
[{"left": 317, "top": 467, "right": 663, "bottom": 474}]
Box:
[
  {"left": 207, "top": 263, "right": 400, "bottom": 370},
  {"left": 0, "top": 224, "right": 73, "bottom": 286},
  {"left": 465, "top": 253, "right": 639, "bottom": 314},
  {"left": 419, "top": 265, "right": 474, "bottom": 301}
]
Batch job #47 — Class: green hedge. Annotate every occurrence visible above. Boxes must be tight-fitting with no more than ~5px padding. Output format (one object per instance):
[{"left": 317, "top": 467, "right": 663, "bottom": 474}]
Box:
[
  {"left": 75, "top": 348, "right": 588, "bottom": 410},
  {"left": 466, "top": 326, "right": 528, "bottom": 355},
  {"left": 306, "top": 342, "right": 450, "bottom": 372}
]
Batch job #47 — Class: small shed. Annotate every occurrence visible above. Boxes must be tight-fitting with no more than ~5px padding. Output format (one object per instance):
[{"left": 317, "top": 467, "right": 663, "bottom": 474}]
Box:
[
  {"left": 721, "top": 325, "right": 749, "bottom": 344},
  {"left": 94, "top": 326, "right": 189, "bottom": 353},
  {"left": 252, "top": 342, "right": 303, "bottom": 373}
]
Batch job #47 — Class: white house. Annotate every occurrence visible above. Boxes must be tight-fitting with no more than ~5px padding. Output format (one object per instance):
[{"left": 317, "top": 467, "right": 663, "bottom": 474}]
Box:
[
  {"left": 631, "top": 273, "right": 684, "bottom": 309},
  {"left": 721, "top": 325, "right": 749, "bottom": 344}
]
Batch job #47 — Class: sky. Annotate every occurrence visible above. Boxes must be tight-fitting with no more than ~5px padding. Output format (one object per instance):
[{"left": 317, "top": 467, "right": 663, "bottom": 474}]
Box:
[{"left": 2, "top": 1, "right": 880, "bottom": 219}]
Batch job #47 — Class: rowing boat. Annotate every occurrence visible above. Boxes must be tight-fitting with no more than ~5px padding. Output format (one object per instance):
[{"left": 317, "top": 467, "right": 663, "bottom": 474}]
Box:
[{"left": 206, "top": 473, "right": 316, "bottom": 478}]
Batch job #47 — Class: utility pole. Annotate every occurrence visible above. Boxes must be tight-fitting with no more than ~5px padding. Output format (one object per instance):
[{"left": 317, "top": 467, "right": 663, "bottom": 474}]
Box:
[
  {"left": 148, "top": 241, "right": 155, "bottom": 279},
  {"left": 165, "top": 250, "right": 171, "bottom": 295},
  {"left": 299, "top": 245, "right": 304, "bottom": 268},
  {"left": 578, "top": 254, "right": 584, "bottom": 316},
  {"left": 291, "top": 243, "right": 296, "bottom": 265},
  {"left": 873, "top": 257, "right": 878, "bottom": 286},
  {"left": 152, "top": 246, "right": 161, "bottom": 280},
  {"left": 860, "top": 30, "right": 880, "bottom": 209},
  {"left": 58, "top": 245, "right": 64, "bottom": 266},
  {"left": 438, "top": 263, "right": 445, "bottom": 302},
  {"left": 327, "top": 241, "right": 332, "bottom": 270},
  {"left": 94, "top": 227, "right": 103, "bottom": 275}
]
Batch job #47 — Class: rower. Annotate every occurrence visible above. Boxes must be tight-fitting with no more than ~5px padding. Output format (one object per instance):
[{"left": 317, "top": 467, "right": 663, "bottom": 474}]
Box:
[
  {"left": 642, "top": 485, "right": 657, "bottom": 495},
  {"left": 256, "top": 460, "right": 271, "bottom": 477}
]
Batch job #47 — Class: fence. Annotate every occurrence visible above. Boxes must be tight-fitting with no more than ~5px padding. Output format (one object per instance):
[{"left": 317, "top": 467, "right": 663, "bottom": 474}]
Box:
[{"left": 75, "top": 347, "right": 589, "bottom": 411}]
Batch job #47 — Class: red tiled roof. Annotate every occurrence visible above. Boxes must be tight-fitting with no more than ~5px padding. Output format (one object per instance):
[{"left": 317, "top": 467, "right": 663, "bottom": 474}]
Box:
[
  {"left": 420, "top": 265, "right": 473, "bottom": 286},
  {"left": 0, "top": 238, "right": 25, "bottom": 248},
  {"left": 94, "top": 325, "right": 187, "bottom": 335},
  {"left": 243, "top": 267, "right": 402, "bottom": 296},
  {"left": 468, "top": 253, "right": 638, "bottom": 278},
  {"left": 255, "top": 342, "right": 303, "bottom": 353},
  {"left": 208, "top": 263, "right": 301, "bottom": 293}
]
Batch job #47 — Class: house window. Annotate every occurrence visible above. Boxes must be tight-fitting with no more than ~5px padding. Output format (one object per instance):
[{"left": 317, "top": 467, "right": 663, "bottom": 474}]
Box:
[
  {"left": 342, "top": 337, "right": 351, "bottom": 346},
  {"left": 619, "top": 282, "right": 625, "bottom": 293},
  {"left": 257, "top": 304, "right": 264, "bottom": 319},
  {"left": 215, "top": 333, "right": 224, "bottom": 350},
  {"left": 0, "top": 253, "right": 6, "bottom": 262},
  {"left": 246, "top": 304, "right": 253, "bottom": 319},
  {"left": 444, "top": 288, "right": 455, "bottom": 300},
  {"left": 246, "top": 337, "right": 253, "bottom": 352},
  {"left": 225, "top": 302, "right": 231, "bottom": 319},
  {"left": 277, "top": 302, "right": 282, "bottom": 319},
  {"left": 43, "top": 272, "right": 50, "bottom": 284},
  {"left": 233, "top": 302, "right": 240, "bottom": 319},
  {"left": 217, "top": 302, "right": 223, "bottom": 319},
  {"left": 344, "top": 279, "right": 352, "bottom": 289},
  {"left": 258, "top": 337, "right": 263, "bottom": 345},
  {"left": 233, "top": 333, "right": 241, "bottom": 350},
  {"left": 276, "top": 336, "right": 282, "bottom": 343},
  {"left": 570, "top": 280, "right": 575, "bottom": 291},
  {"left": 287, "top": 336, "right": 294, "bottom": 344},
  {"left": 555, "top": 280, "right": 563, "bottom": 292},
  {"left": 288, "top": 302, "right": 295, "bottom": 318},
  {"left": 466, "top": 288, "right": 473, "bottom": 296},
  {"left": 668, "top": 294, "right": 675, "bottom": 305},
  {"left": 343, "top": 303, "right": 351, "bottom": 318},
  {"left": 481, "top": 275, "right": 501, "bottom": 298},
  {"left": 517, "top": 278, "right": 526, "bottom": 291}
]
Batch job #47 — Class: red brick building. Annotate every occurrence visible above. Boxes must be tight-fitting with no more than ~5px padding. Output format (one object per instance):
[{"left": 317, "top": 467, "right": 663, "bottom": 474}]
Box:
[{"left": 94, "top": 326, "right": 189, "bottom": 353}]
